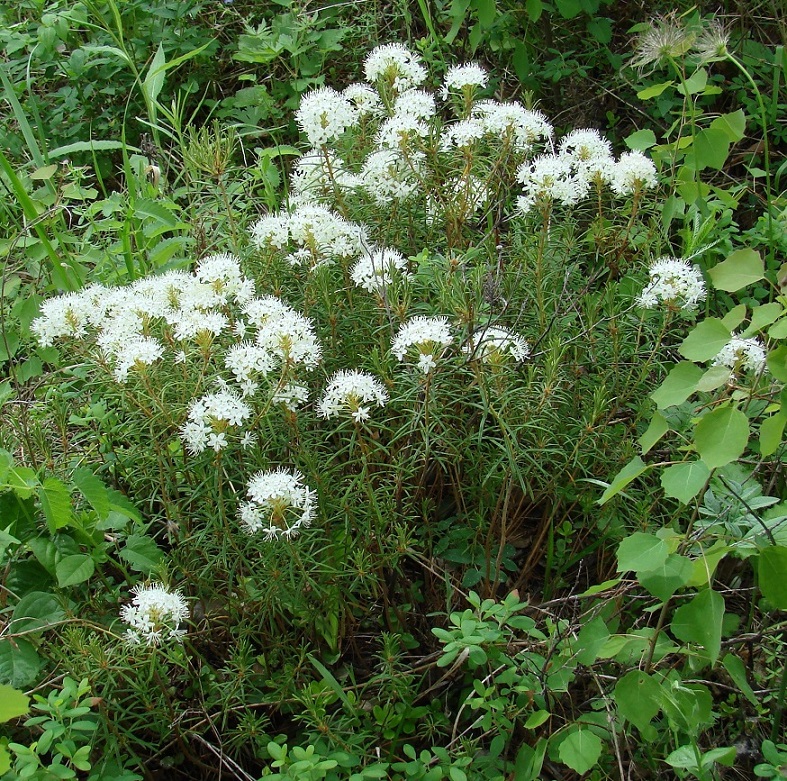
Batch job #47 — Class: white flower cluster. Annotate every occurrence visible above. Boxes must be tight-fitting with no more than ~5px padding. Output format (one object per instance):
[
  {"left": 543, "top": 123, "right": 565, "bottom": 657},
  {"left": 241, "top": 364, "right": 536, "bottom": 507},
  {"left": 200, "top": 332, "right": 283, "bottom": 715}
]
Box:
[
  {"left": 251, "top": 203, "right": 368, "bottom": 270},
  {"left": 32, "top": 255, "right": 255, "bottom": 382},
  {"left": 713, "top": 336, "right": 767, "bottom": 375},
  {"left": 318, "top": 370, "right": 389, "bottom": 423},
  {"left": 180, "top": 389, "right": 252, "bottom": 455},
  {"left": 351, "top": 248, "right": 409, "bottom": 294},
  {"left": 638, "top": 257, "right": 707, "bottom": 310},
  {"left": 120, "top": 582, "right": 188, "bottom": 646},
  {"left": 392, "top": 316, "right": 453, "bottom": 374},
  {"left": 364, "top": 43, "right": 427, "bottom": 93},
  {"left": 465, "top": 326, "right": 530, "bottom": 363},
  {"left": 238, "top": 468, "right": 316, "bottom": 539},
  {"left": 441, "top": 63, "right": 488, "bottom": 99},
  {"left": 295, "top": 87, "right": 358, "bottom": 147}
]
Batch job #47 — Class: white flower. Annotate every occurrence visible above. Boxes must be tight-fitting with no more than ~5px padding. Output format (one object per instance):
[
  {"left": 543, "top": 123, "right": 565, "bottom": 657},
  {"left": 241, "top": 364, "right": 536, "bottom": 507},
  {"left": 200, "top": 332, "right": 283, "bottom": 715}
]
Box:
[
  {"left": 32, "top": 291, "right": 93, "bottom": 346},
  {"left": 392, "top": 316, "right": 453, "bottom": 372},
  {"left": 393, "top": 89, "right": 436, "bottom": 120},
  {"left": 638, "top": 257, "right": 707, "bottom": 310},
  {"left": 195, "top": 253, "right": 252, "bottom": 302},
  {"left": 517, "top": 153, "right": 589, "bottom": 208},
  {"left": 180, "top": 390, "right": 252, "bottom": 454},
  {"left": 171, "top": 309, "right": 228, "bottom": 341},
  {"left": 285, "top": 204, "right": 368, "bottom": 268},
  {"left": 440, "top": 119, "right": 485, "bottom": 150},
  {"left": 296, "top": 86, "right": 357, "bottom": 146},
  {"left": 343, "top": 82, "right": 382, "bottom": 116},
  {"left": 713, "top": 336, "right": 767, "bottom": 375},
  {"left": 225, "top": 341, "right": 276, "bottom": 388},
  {"left": 240, "top": 431, "right": 258, "bottom": 449},
  {"left": 376, "top": 114, "right": 429, "bottom": 150},
  {"left": 272, "top": 382, "right": 309, "bottom": 411},
  {"left": 120, "top": 582, "right": 188, "bottom": 646},
  {"left": 559, "top": 129, "right": 613, "bottom": 162},
  {"left": 256, "top": 310, "right": 322, "bottom": 368},
  {"left": 465, "top": 326, "right": 530, "bottom": 363},
  {"left": 364, "top": 43, "right": 427, "bottom": 93},
  {"left": 318, "top": 369, "right": 389, "bottom": 420},
  {"left": 351, "top": 248, "right": 408, "bottom": 293},
  {"left": 238, "top": 468, "right": 316, "bottom": 539},
  {"left": 360, "top": 149, "right": 422, "bottom": 205},
  {"left": 243, "top": 296, "right": 295, "bottom": 329},
  {"left": 290, "top": 150, "right": 360, "bottom": 201},
  {"left": 441, "top": 63, "right": 488, "bottom": 99},
  {"left": 250, "top": 213, "right": 290, "bottom": 251},
  {"left": 608, "top": 150, "right": 658, "bottom": 196},
  {"left": 112, "top": 336, "right": 164, "bottom": 382},
  {"left": 472, "top": 101, "right": 553, "bottom": 151}
]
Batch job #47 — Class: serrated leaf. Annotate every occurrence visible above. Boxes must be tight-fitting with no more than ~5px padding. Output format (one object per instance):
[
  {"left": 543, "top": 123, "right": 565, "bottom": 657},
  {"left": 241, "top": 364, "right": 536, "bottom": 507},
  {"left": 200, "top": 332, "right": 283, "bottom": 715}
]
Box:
[
  {"left": 119, "top": 534, "right": 163, "bottom": 573},
  {"left": 638, "top": 553, "right": 694, "bottom": 601},
  {"left": 671, "top": 589, "right": 725, "bottom": 664},
  {"left": 708, "top": 249, "right": 764, "bottom": 292},
  {"left": 143, "top": 43, "right": 167, "bottom": 106},
  {"left": 557, "top": 727, "right": 602, "bottom": 775},
  {"left": 71, "top": 468, "right": 110, "bottom": 520},
  {"left": 651, "top": 362, "right": 702, "bottom": 409},
  {"left": 39, "top": 477, "right": 73, "bottom": 533},
  {"left": 598, "top": 456, "right": 648, "bottom": 505},
  {"left": 660, "top": 461, "right": 710, "bottom": 504},
  {"left": 758, "top": 546, "right": 787, "bottom": 609},
  {"left": 679, "top": 318, "right": 731, "bottom": 362},
  {"left": 639, "top": 411, "right": 669, "bottom": 455},
  {"left": 56, "top": 554, "right": 95, "bottom": 587},
  {"left": 695, "top": 406, "right": 750, "bottom": 469},
  {"left": 617, "top": 533, "right": 669, "bottom": 573},
  {"left": 614, "top": 670, "right": 661, "bottom": 733}
]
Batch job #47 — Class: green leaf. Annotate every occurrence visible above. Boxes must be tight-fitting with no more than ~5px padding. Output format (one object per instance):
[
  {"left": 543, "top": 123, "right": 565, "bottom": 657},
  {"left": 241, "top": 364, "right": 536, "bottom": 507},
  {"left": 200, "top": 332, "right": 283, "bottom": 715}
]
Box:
[
  {"left": 760, "top": 413, "right": 787, "bottom": 457},
  {"left": 56, "top": 554, "right": 95, "bottom": 587},
  {"left": 639, "top": 412, "right": 669, "bottom": 455},
  {"left": 742, "top": 302, "right": 783, "bottom": 338},
  {"left": 119, "top": 534, "right": 164, "bottom": 573},
  {"left": 679, "top": 318, "right": 731, "bottom": 362},
  {"left": 48, "top": 140, "right": 138, "bottom": 159},
  {"left": 71, "top": 468, "right": 110, "bottom": 520},
  {"left": 0, "top": 638, "right": 40, "bottom": 688},
  {"left": 690, "top": 128, "right": 730, "bottom": 170},
  {"left": 617, "top": 533, "right": 669, "bottom": 573},
  {"left": 555, "top": 0, "right": 581, "bottom": 18},
  {"left": 660, "top": 461, "right": 710, "bottom": 504},
  {"left": 671, "top": 589, "right": 725, "bottom": 664},
  {"left": 472, "top": 0, "right": 497, "bottom": 28},
  {"left": 574, "top": 617, "right": 609, "bottom": 665},
  {"left": 651, "top": 362, "right": 702, "bottom": 409},
  {"left": 614, "top": 670, "right": 662, "bottom": 734},
  {"left": 637, "top": 81, "right": 673, "bottom": 100},
  {"left": 638, "top": 553, "right": 694, "bottom": 601},
  {"left": 767, "top": 345, "right": 787, "bottom": 382},
  {"left": 0, "top": 684, "right": 29, "bottom": 722},
  {"left": 143, "top": 43, "right": 167, "bottom": 107},
  {"left": 625, "top": 128, "right": 657, "bottom": 151},
  {"left": 598, "top": 456, "right": 648, "bottom": 505},
  {"left": 721, "top": 303, "right": 747, "bottom": 331},
  {"left": 586, "top": 17, "right": 612, "bottom": 44},
  {"left": 12, "top": 591, "right": 65, "bottom": 633},
  {"left": 721, "top": 653, "right": 758, "bottom": 706},
  {"left": 557, "top": 727, "right": 602, "bottom": 775},
  {"left": 710, "top": 109, "right": 746, "bottom": 142},
  {"left": 695, "top": 406, "right": 750, "bottom": 469},
  {"left": 524, "top": 0, "right": 542, "bottom": 22},
  {"left": 758, "top": 546, "right": 787, "bottom": 609},
  {"left": 696, "top": 365, "right": 733, "bottom": 393},
  {"left": 524, "top": 710, "right": 551, "bottom": 729},
  {"left": 39, "top": 477, "right": 73, "bottom": 533},
  {"left": 677, "top": 68, "right": 707, "bottom": 95},
  {"left": 708, "top": 249, "right": 764, "bottom": 292}
]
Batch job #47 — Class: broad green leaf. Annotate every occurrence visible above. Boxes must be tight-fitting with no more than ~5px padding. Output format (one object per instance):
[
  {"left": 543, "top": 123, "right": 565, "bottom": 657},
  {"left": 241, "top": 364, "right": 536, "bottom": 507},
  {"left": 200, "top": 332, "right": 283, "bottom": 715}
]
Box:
[
  {"left": 598, "top": 456, "right": 648, "bottom": 505},
  {"left": 473, "top": 0, "right": 497, "bottom": 28},
  {"left": 708, "top": 249, "right": 764, "bottom": 292},
  {"left": 638, "top": 553, "right": 694, "bottom": 601},
  {"left": 555, "top": 0, "right": 581, "bottom": 18},
  {"left": 760, "top": 413, "right": 787, "bottom": 457},
  {"left": 56, "top": 554, "right": 95, "bottom": 587},
  {"left": 677, "top": 67, "right": 707, "bottom": 95},
  {"left": 119, "top": 534, "right": 164, "bottom": 573},
  {"left": 671, "top": 589, "right": 725, "bottom": 664},
  {"left": 0, "top": 684, "right": 29, "bottom": 722},
  {"left": 687, "top": 541, "right": 730, "bottom": 587},
  {"left": 666, "top": 745, "right": 700, "bottom": 771},
  {"left": 524, "top": 0, "right": 543, "bottom": 22},
  {"left": 696, "top": 364, "right": 732, "bottom": 392},
  {"left": 722, "top": 653, "right": 758, "bottom": 706},
  {"left": 39, "top": 477, "right": 73, "bottom": 533},
  {"left": 768, "top": 316, "right": 787, "bottom": 339},
  {"left": 695, "top": 406, "right": 750, "bottom": 469},
  {"left": 679, "top": 318, "right": 731, "bottom": 362},
  {"left": 639, "top": 412, "right": 668, "bottom": 454},
  {"left": 71, "top": 468, "right": 110, "bottom": 520},
  {"left": 758, "top": 546, "right": 787, "bottom": 609},
  {"left": 557, "top": 727, "right": 602, "bottom": 775},
  {"left": 574, "top": 617, "right": 609, "bottom": 665},
  {"left": 143, "top": 43, "right": 167, "bottom": 107},
  {"left": 651, "top": 362, "right": 702, "bottom": 409},
  {"left": 767, "top": 345, "right": 787, "bottom": 382},
  {"left": 660, "top": 461, "right": 710, "bottom": 504},
  {"left": 625, "top": 129, "right": 657, "bottom": 150},
  {"left": 636, "top": 81, "right": 673, "bottom": 100},
  {"left": 4, "top": 464, "right": 38, "bottom": 499},
  {"left": 524, "top": 710, "right": 550, "bottom": 729},
  {"left": 617, "top": 533, "right": 669, "bottom": 573},
  {"left": 710, "top": 110, "right": 746, "bottom": 142},
  {"left": 0, "top": 638, "right": 40, "bottom": 688},
  {"left": 12, "top": 591, "right": 65, "bottom": 633},
  {"left": 586, "top": 17, "right": 612, "bottom": 44},
  {"left": 742, "top": 302, "right": 783, "bottom": 337},
  {"left": 614, "top": 670, "right": 661, "bottom": 734},
  {"left": 690, "top": 128, "right": 730, "bottom": 170},
  {"left": 721, "top": 303, "right": 747, "bottom": 331}
]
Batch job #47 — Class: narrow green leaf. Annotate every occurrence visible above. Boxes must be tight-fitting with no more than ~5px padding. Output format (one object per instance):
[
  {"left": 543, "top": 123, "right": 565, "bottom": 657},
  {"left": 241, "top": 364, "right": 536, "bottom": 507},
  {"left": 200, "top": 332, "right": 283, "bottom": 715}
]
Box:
[
  {"left": 143, "top": 43, "right": 167, "bottom": 107},
  {"left": 598, "top": 456, "right": 648, "bottom": 505},
  {"left": 708, "top": 249, "right": 764, "bottom": 292},
  {"left": 721, "top": 653, "right": 758, "bottom": 706},
  {"left": 695, "top": 406, "right": 750, "bottom": 469},
  {"left": 679, "top": 318, "right": 731, "bottom": 362},
  {"left": 639, "top": 412, "right": 669, "bottom": 454}
]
